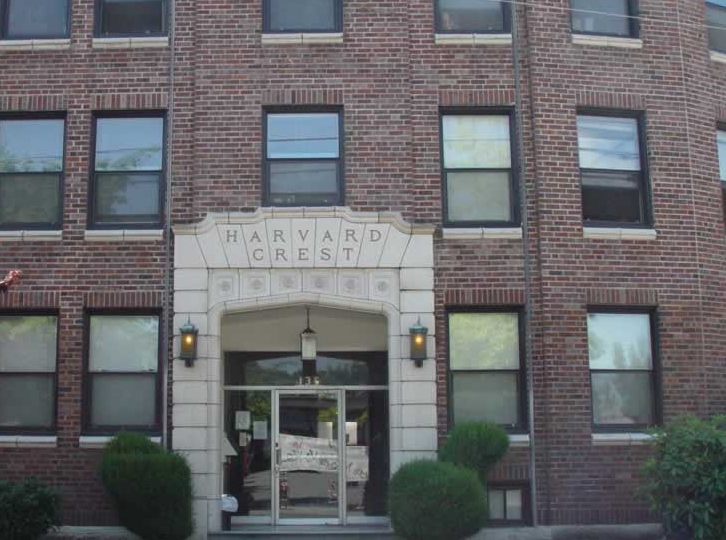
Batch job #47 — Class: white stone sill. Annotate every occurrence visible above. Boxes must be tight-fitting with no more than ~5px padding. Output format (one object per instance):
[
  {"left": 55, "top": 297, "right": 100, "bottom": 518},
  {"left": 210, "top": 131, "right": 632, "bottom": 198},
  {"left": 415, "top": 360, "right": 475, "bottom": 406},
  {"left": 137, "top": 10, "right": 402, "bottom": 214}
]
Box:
[
  {"left": 261, "top": 33, "right": 343, "bottom": 45},
  {"left": 441, "top": 227, "right": 522, "bottom": 240},
  {"left": 508, "top": 433, "right": 530, "bottom": 448},
  {"left": 0, "top": 38, "right": 70, "bottom": 51},
  {"left": 434, "top": 33, "right": 512, "bottom": 46},
  {"left": 92, "top": 36, "right": 169, "bottom": 49},
  {"left": 85, "top": 229, "right": 164, "bottom": 242},
  {"left": 0, "top": 230, "right": 62, "bottom": 241},
  {"left": 711, "top": 50, "right": 726, "bottom": 65},
  {"left": 79, "top": 435, "right": 162, "bottom": 449},
  {"left": 592, "top": 433, "right": 653, "bottom": 446},
  {"left": 0, "top": 435, "right": 57, "bottom": 448},
  {"left": 571, "top": 33, "right": 643, "bottom": 49},
  {"left": 583, "top": 227, "right": 657, "bottom": 240}
]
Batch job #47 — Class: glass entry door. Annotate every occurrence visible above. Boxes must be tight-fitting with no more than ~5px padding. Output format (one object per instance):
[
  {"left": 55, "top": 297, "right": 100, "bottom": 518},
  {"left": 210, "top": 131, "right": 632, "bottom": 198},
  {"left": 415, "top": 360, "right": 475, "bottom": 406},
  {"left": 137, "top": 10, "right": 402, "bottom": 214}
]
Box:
[{"left": 274, "top": 390, "right": 342, "bottom": 524}]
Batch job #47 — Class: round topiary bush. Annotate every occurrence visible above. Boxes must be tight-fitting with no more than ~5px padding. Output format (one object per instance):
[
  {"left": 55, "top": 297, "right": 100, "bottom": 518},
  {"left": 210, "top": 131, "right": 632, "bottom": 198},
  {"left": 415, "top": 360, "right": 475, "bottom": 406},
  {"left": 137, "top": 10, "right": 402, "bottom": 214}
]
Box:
[
  {"left": 389, "top": 460, "right": 486, "bottom": 540},
  {"left": 0, "top": 479, "right": 60, "bottom": 540},
  {"left": 439, "top": 421, "right": 510, "bottom": 483}
]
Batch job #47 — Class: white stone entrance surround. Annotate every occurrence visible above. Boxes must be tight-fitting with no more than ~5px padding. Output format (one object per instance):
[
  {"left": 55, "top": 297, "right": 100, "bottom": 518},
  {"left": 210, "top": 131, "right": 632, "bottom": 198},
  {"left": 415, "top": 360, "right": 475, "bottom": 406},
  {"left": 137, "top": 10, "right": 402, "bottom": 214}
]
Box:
[{"left": 172, "top": 208, "right": 436, "bottom": 537}]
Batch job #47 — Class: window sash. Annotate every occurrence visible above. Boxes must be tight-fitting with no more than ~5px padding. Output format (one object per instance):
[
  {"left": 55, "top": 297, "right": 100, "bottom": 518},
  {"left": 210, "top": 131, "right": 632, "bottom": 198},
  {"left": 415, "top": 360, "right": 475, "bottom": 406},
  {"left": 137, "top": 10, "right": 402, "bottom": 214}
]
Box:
[
  {"left": 3, "top": 0, "right": 70, "bottom": 39},
  {"left": 450, "top": 370, "right": 521, "bottom": 428},
  {"left": 0, "top": 373, "right": 55, "bottom": 430},
  {"left": 0, "top": 315, "right": 58, "bottom": 372},
  {"left": 577, "top": 115, "right": 641, "bottom": 172},
  {"left": 448, "top": 312, "right": 520, "bottom": 370},
  {"left": 707, "top": 2, "right": 726, "bottom": 53},
  {"left": 97, "top": 0, "right": 166, "bottom": 37},
  {"left": 488, "top": 488, "right": 524, "bottom": 521},
  {"left": 88, "top": 315, "right": 159, "bottom": 372},
  {"left": 94, "top": 117, "right": 164, "bottom": 172},
  {"left": 445, "top": 169, "right": 513, "bottom": 223},
  {"left": 570, "top": 0, "right": 635, "bottom": 38},
  {"left": 717, "top": 130, "right": 726, "bottom": 182},
  {"left": 89, "top": 372, "right": 157, "bottom": 429},
  {"left": 0, "top": 173, "right": 61, "bottom": 227},
  {"left": 587, "top": 312, "right": 653, "bottom": 370},
  {"left": 435, "top": 0, "right": 509, "bottom": 33},
  {"left": 92, "top": 171, "right": 162, "bottom": 225},
  {"left": 442, "top": 115, "right": 511, "bottom": 169},
  {"left": 590, "top": 370, "right": 654, "bottom": 428},
  {"left": 264, "top": 0, "right": 341, "bottom": 33},
  {"left": 581, "top": 169, "right": 645, "bottom": 224}
]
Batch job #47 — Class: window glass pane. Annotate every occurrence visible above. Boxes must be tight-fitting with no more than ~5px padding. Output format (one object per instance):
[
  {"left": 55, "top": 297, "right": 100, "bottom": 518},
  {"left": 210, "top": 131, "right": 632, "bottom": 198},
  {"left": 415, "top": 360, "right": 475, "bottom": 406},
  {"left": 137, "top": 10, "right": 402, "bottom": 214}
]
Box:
[
  {"left": 449, "top": 313, "right": 519, "bottom": 370},
  {"left": 0, "top": 119, "right": 64, "bottom": 173},
  {"left": 269, "top": 0, "right": 336, "bottom": 31},
  {"left": 89, "top": 315, "right": 159, "bottom": 372},
  {"left": 452, "top": 372, "right": 519, "bottom": 426},
  {"left": 0, "top": 174, "right": 60, "bottom": 224},
  {"left": 587, "top": 313, "right": 652, "bottom": 369},
  {"left": 446, "top": 171, "right": 511, "bottom": 222},
  {"left": 707, "top": 4, "right": 726, "bottom": 53},
  {"left": 101, "top": 0, "right": 165, "bottom": 36},
  {"left": 269, "top": 161, "right": 338, "bottom": 194},
  {"left": 437, "top": 0, "right": 504, "bottom": 32},
  {"left": 581, "top": 171, "right": 643, "bottom": 223},
  {"left": 267, "top": 114, "right": 339, "bottom": 159},
  {"left": 488, "top": 489, "right": 505, "bottom": 520},
  {"left": 6, "top": 0, "right": 68, "bottom": 38},
  {"left": 0, "top": 375, "right": 54, "bottom": 427},
  {"left": 95, "top": 117, "right": 163, "bottom": 171},
  {"left": 94, "top": 173, "right": 160, "bottom": 223},
  {"left": 718, "top": 130, "right": 726, "bottom": 182},
  {"left": 442, "top": 115, "right": 510, "bottom": 169},
  {"left": 577, "top": 116, "right": 640, "bottom": 171},
  {"left": 91, "top": 373, "right": 156, "bottom": 427},
  {"left": 0, "top": 316, "right": 57, "bottom": 372},
  {"left": 592, "top": 372, "right": 653, "bottom": 425},
  {"left": 571, "top": 0, "right": 630, "bottom": 36},
  {"left": 506, "top": 489, "right": 523, "bottom": 520}
]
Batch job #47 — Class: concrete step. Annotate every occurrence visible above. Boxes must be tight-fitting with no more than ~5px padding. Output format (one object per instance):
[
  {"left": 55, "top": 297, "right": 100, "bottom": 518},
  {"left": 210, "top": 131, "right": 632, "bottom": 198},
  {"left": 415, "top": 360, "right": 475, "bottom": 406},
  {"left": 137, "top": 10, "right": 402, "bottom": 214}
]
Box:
[{"left": 209, "top": 525, "right": 397, "bottom": 540}]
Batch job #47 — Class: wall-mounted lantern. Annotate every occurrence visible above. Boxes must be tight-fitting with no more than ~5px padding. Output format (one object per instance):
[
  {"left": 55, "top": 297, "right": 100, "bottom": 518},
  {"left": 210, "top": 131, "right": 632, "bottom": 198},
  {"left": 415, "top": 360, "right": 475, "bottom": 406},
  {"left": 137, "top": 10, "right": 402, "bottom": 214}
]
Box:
[
  {"left": 300, "top": 307, "right": 317, "bottom": 361},
  {"left": 409, "top": 317, "right": 428, "bottom": 367},
  {"left": 180, "top": 318, "right": 199, "bottom": 367}
]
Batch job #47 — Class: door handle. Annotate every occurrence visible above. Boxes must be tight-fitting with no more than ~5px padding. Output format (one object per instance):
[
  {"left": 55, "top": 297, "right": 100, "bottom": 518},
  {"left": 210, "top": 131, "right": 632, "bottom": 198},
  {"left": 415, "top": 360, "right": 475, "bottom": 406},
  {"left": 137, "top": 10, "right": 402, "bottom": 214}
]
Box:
[{"left": 275, "top": 442, "right": 281, "bottom": 470}]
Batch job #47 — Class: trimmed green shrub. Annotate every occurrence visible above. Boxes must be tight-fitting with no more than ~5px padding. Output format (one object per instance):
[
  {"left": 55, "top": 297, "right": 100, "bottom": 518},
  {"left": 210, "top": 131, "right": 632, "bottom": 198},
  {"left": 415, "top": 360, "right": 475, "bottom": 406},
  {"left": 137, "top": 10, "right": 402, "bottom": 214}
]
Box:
[
  {"left": 0, "top": 478, "right": 60, "bottom": 540},
  {"left": 100, "top": 433, "right": 193, "bottom": 540},
  {"left": 641, "top": 415, "right": 726, "bottom": 540},
  {"left": 389, "top": 460, "right": 486, "bottom": 540},
  {"left": 439, "top": 421, "right": 510, "bottom": 483}
]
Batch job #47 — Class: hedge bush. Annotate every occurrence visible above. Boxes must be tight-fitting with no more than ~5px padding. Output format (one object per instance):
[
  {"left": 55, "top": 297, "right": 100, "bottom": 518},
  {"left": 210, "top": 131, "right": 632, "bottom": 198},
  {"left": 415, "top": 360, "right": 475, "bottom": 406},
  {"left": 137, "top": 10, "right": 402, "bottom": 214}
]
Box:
[
  {"left": 100, "top": 432, "right": 193, "bottom": 540},
  {"left": 439, "top": 421, "right": 510, "bottom": 483},
  {"left": 0, "top": 478, "right": 60, "bottom": 540},
  {"left": 389, "top": 460, "right": 486, "bottom": 540},
  {"left": 641, "top": 415, "right": 726, "bottom": 540}
]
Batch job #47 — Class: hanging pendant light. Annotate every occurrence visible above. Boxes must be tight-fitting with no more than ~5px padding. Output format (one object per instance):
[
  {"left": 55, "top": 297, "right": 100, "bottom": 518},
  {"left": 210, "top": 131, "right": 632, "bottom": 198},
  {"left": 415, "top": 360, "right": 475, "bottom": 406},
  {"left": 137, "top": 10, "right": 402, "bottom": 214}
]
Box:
[{"left": 300, "top": 307, "right": 317, "bottom": 361}]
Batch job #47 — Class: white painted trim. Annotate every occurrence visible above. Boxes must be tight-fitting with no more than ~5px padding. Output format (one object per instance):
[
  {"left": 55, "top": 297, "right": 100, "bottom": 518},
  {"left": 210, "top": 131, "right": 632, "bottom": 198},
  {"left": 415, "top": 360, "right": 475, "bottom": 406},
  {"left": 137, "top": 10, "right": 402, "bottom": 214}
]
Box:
[
  {"left": 85, "top": 229, "right": 164, "bottom": 242},
  {"left": 592, "top": 432, "right": 654, "bottom": 446},
  {"left": 508, "top": 433, "right": 530, "bottom": 447},
  {"left": 0, "top": 39, "right": 70, "bottom": 51},
  {"left": 0, "top": 230, "right": 62, "bottom": 242},
  {"left": 0, "top": 435, "right": 57, "bottom": 448},
  {"left": 92, "top": 36, "right": 169, "bottom": 49},
  {"left": 79, "top": 435, "right": 162, "bottom": 449},
  {"left": 441, "top": 227, "right": 523, "bottom": 240},
  {"left": 434, "top": 33, "right": 512, "bottom": 46},
  {"left": 711, "top": 50, "right": 726, "bottom": 64},
  {"left": 571, "top": 34, "right": 643, "bottom": 49},
  {"left": 261, "top": 33, "right": 343, "bottom": 45},
  {"left": 583, "top": 227, "right": 657, "bottom": 240}
]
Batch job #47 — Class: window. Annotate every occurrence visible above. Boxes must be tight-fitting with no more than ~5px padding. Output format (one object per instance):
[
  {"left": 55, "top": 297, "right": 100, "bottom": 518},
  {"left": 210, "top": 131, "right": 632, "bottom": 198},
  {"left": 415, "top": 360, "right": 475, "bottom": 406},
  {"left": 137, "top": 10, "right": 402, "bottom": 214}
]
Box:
[
  {"left": 264, "top": 110, "right": 343, "bottom": 206},
  {"left": 488, "top": 485, "right": 527, "bottom": 525},
  {"left": 441, "top": 112, "right": 517, "bottom": 225},
  {"left": 90, "top": 114, "right": 164, "bottom": 227},
  {"left": 448, "top": 311, "right": 525, "bottom": 429},
  {"left": 571, "top": 0, "right": 637, "bottom": 37},
  {"left": 707, "top": 1, "right": 726, "bottom": 53},
  {"left": 96, "top": 0, "right": 166, "bottom": 37},
  {"left": 264, "top": 0, "right": 342, "bottom": 32},
  {"left": 576, "top": 113, "right": 649, "bottom": 225},
  {"left": 1, "top": 0, "right": 70, "bottom": 39},
  {"left": 86, "top": 313, "right": 160, "bottom": 431},
  {"left": 718, "top": 129, "right": 726, "bottom": 221},
  {"left": 435, "top": 0, "right": 510, "bottom": 33},
  {"left": 587, "top": 311, "right": 658, "bottom": 429},
  {"left": 0, "top": 314, "right": 57, "bottom": 431},
  {"left": 0, "top": 116, "right": 64, "bottom": 228}
]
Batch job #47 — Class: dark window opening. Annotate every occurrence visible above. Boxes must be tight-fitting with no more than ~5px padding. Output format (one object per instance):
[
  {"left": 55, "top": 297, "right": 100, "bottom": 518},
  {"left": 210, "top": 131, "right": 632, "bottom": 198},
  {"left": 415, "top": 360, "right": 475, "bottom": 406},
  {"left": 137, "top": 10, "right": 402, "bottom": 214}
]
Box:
[
  {"left": 435, "top": 0, "right": 510, "bottom": 33},
  {"left": 97, "top": 0, "right": 166, "bottom": 37}
]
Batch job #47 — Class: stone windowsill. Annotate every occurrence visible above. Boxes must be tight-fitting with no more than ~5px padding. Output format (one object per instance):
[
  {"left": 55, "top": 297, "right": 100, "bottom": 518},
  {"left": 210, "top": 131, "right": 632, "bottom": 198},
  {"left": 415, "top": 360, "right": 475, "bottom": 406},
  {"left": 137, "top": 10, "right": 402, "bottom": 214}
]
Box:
[
  {"left": 592, "top": 433, "right": 653, "bottom": 446},
  {"left": 261, "top": 33, "right": 343, "bottom": 45},
  {"left": 0, "top": 435, "right": 57, "bottom": 448},
  {"left": 85, "top": 229, "right": 164, "bottom": 242},
  {"left": 508, "top": 433, "right": 530, "bottom": 448},
  {"left": 441, "top": 227, "right": 523, "bottom": 240},
  {"left": 711, "top": 50, "right": 726, "bottom": 64},
  {"left": 92, "top": 36, "right": 169, "bottom": 49},
  {"left": 0, "top": 38, "right": 70, "bottom": 51},
  {"left": 0, "top": 230, "right": 62, "bottom": 241},
  {"left": 79, "top": 435, "right": 162, "bottom": 449},
  {"left": 583, "top": 227, "right": 657, "bottom": 240},
  {"left": 434, "top": 33, "right": 512, "bottom": 46},
  {"left": 572, "top": 33, "right": 643, "bottom": 49}
]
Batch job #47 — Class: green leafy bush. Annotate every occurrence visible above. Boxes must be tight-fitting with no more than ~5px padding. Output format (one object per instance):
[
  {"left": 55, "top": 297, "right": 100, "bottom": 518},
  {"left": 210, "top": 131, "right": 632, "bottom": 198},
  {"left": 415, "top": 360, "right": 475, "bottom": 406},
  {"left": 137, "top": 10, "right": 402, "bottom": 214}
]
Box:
[
  {"left": 641, "top": 415, "right": 726, "bottom": 540},
  {"left": 100, "top": 432, "right": 193, "bottom": 540},
  {"left": 0, "top": 478, "right": 60, "bottom": 540},
  {"left": 389, "top": 460, "right": 486, "bottom": 540},
  {"left": 439, "top": 421, "right": 510, "bottom": 483}
]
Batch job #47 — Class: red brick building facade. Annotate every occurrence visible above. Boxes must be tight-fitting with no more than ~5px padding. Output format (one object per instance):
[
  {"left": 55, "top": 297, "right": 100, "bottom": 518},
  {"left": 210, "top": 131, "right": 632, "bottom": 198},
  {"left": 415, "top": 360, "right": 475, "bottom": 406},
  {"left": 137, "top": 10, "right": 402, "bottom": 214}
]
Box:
[{"left": 1, "top": 0, "right": 726, "bottom": 535}]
